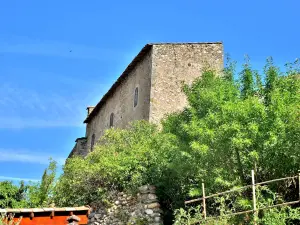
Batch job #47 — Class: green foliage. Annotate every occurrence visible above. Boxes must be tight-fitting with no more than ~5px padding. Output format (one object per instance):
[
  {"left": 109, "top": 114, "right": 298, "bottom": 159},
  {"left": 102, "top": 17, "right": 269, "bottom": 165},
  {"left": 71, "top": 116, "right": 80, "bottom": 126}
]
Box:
[
  {"left": 0, "top": 214, "right": 21, "bottom": 225},
  {"left": 54, "top": 122, "right": 181, "bottom": 207},
  {"left": 240, "top": 55, "right": 255, "bottom": 98},
  {"left": 264, "top": 57, "right": 280, "bottom": 105},
  {"left": 174, "top": 186, "right": 300, "bottom": 224},
  {"left": 163, "top": 57, "right": 300, "bottom": 196},
  {"left": 0, "top": 181, "right": 27, "bottom": 208},
  {"left": 259, "top": 207, "right": 300, "bottom": 225},
  {"left": 26, "top": 159, "right": 57, "bottom": 207},
  {"left": 174, "top": 206, "right": 204, "bottom": 225},
  {"left": 174, "top": 204, "right": 300, "bottom": 225},
  {"left": 223, "top": 54, "right": 236, "bottom": 82},
  {"left": 53, "top": 56, "right": 299, "bottom": 224},
  {"left": 0, "top": 159, "right": 57, "bottom": 208}
]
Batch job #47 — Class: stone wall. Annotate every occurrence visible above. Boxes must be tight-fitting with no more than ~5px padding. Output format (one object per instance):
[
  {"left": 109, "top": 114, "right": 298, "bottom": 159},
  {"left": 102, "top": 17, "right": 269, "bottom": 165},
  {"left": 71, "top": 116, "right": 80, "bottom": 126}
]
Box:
[
  {"left": 149, "top": 43, "right": 223, "bottom": 124},
  {"left": 70, "top": 43, "right": 224, "bottom": 158},
  {"left": 85, "top": 50, "right": 153, "bottom": 155},
  {"left": 69, "top": 137, "right": 87, "bottom": 158},
  {"left": 88, "top": 185, "right": 163, "bottom": 225}
]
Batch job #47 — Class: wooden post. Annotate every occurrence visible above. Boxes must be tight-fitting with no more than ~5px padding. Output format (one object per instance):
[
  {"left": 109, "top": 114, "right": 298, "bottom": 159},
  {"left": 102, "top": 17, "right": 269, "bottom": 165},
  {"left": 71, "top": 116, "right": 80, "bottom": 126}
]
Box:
[
  {"left": 202, "top": 182, "right": 207, "bottom": 220},
  {"left": 252, "top": 170, "right": 257, "bottom": 224}
]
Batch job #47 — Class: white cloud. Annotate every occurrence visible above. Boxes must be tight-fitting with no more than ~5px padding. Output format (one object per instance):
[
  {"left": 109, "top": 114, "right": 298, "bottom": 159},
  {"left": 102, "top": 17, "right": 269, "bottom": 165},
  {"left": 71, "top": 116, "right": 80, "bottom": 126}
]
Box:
[
  {"left": 0, "top": 148, "right": 65, "bottom": 166},
  {"left": 0, "top": 83, "right": 88, "bottom": 129},
  {"left": 0, "top": 176, "right": 39, "bottom": 182}
]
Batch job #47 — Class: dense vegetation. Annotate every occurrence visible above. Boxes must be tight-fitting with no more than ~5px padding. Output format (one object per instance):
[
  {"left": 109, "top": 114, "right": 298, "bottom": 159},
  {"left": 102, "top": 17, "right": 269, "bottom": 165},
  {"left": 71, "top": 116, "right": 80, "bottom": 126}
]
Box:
[
  {"left": 1, "top": 57, "right": 299, "bottom": 224},
  {"left": 54, "top": 57, "right": 299, "bottom": 223},
  {"left": 0, "top": 159, "right": 56, "bottom": 208},
  {"left": 0, "top": 214, "right": 21, "bottom": 225}
]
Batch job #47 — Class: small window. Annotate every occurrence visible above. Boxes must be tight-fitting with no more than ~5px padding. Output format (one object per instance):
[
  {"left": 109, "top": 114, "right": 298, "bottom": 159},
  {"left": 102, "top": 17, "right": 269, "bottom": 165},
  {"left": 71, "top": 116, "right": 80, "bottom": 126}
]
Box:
[
  {"left": 110, "top": 113, "right": 114, "bottom": 127},
  {"left": 91, "top": 134, "right": 95, "bottom": 151},
  {"left": 134, "top": 87, "right": 138, "bottom": 107}
]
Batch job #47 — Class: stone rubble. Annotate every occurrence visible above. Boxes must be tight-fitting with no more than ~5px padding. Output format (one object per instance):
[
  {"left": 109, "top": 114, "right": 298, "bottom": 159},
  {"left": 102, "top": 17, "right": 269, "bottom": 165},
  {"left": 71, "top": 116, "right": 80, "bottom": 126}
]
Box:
[{"left": 88, "top": 185, "right": 163, "bottom": 225}]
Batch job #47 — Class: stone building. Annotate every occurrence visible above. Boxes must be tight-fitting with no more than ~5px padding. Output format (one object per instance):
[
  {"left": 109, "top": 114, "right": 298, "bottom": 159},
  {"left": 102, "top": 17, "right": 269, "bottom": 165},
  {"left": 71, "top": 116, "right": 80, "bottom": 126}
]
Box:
[{"left": 69, "top": 42, "right": 224, "bottom": 157}]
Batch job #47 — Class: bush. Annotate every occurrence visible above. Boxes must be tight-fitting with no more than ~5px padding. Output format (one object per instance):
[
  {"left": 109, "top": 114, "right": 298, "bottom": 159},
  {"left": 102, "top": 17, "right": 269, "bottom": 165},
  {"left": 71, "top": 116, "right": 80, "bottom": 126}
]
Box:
[
  {"left": 54, "top": 121, "right": 183, "bottom": 208},
  {"left": 0, "top": 214, "right": 21, "bottom": 225}
]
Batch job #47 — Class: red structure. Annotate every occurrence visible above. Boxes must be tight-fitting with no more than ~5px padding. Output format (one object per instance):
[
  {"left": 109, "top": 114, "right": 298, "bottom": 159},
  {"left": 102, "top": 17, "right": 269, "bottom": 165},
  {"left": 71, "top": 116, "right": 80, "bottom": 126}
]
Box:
[{"left": 1, "top": 206, "right": 90, "bottom": 225}]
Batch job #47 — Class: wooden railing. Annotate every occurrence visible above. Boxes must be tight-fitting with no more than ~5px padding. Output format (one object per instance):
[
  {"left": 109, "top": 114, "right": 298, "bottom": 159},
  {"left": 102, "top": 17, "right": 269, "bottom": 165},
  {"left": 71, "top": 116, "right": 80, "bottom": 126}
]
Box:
[{"left": 185, "top": 170, "right": 300, "bottom": 224}]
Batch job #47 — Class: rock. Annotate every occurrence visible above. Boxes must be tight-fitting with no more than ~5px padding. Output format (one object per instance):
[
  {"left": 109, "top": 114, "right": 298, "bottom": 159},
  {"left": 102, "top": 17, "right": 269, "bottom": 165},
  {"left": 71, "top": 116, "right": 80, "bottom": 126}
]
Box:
[
  {"left": 151, "top": 213, "right": 161, "bottom": 217},
  {"left": 154, "top": 216, "right": 161, "bottom": 222},
  {"left": 142, "top": 199, "right": 158, "bottom": 204},
  {"left": 148, "top": 193, "right": 157, "bottom": 200},
  {"left": 94, "top": 214, "right": 101, "bottom": 219},
  {"left": 145, "top": 209, "right": 154, "bottom": 215},
  {"left": 146, "top": 202, "right": 160, "bottom": 209},
  {"left": 138, "top": 185, "right": 149, "bottom": 193},
  {"left": 88, "top": 212, "right": 95, "bottom": 219},
  {"left": 87, "top": 185, "right": 163, "bottom": 225}
]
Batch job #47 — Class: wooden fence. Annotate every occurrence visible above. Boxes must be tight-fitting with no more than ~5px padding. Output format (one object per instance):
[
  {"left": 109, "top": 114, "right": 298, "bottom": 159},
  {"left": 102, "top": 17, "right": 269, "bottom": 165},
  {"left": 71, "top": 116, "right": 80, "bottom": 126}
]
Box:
[{"left": 185, "top": 170, "right": 300, "bottom": 224}]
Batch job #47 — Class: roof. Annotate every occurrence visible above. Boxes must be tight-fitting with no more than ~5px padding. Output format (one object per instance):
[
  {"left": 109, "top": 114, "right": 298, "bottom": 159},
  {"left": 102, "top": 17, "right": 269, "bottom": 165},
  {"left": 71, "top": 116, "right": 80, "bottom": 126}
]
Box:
[
  {"left": 0, "top": 206, "right": 90, "bottom": 213},
  {"left": 84, "top": 42, "right": 223, "bottom": 123},
  {"left": 75, "top": 137, "right": 87, "bottom": 142}
]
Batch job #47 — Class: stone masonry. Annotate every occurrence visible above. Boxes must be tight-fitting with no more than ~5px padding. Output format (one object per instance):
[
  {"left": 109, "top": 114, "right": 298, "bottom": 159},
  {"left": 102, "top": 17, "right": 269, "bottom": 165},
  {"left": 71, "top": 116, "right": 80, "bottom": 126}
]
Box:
[
  {"left": 69, "top": 137, "right": 87, "bottom": 158},
  {"left": 88, "top": 185, "right": 163, "bottom": 225},
  {"left": 149, "top": 43, "right": 223, "bottom": 124},
  {"left": 70, "top": 42, "right": 224, "bottom": 157}
]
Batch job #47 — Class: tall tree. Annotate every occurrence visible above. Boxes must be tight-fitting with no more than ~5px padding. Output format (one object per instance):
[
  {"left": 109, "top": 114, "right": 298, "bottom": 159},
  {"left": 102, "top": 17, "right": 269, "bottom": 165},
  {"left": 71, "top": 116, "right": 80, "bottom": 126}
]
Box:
[
  {"left": 240, "top": 55, "right": 255, "bottom": 98},
  {"left": 264, "top": 57, "right": 279, "bottom": 105},
  {"left": 27, "top": 159, "right": 57, "bottom": 207}
]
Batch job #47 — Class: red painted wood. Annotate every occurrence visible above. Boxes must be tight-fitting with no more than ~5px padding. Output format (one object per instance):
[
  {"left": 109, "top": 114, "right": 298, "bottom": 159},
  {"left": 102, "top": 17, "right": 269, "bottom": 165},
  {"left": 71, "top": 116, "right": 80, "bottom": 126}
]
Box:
[{"left": 11, "top": 214, "right": 88, "bottom": 225}]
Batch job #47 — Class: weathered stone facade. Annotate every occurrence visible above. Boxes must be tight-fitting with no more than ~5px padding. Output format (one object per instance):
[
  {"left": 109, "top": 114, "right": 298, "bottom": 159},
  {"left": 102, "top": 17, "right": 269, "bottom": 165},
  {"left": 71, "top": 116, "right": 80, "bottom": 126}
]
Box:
[
  {"left": 70, "top": 42, "right": 224, "bottom": 157},
  {"left": 85, "top": 50, "right": 153, "bottom": 153},
  {"left": 69, "top": 137, "right": 87, "bottom": 158},
  {"left": 88, "top": 185, "right": 162, "bottom": 225},
  {"left": 149, "top": 43, "right": 223, "bottom": 124}
]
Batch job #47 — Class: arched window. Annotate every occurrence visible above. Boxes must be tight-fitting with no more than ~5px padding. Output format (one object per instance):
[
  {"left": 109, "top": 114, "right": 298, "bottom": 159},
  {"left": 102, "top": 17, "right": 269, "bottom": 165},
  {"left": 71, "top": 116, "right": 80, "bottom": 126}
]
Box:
[
  {"left": 91, "top": 134, "right": 95, "bottom": 151},
  {"left": 110, "top": 113, "right": 114, "bottom": 127},
  {"left": 134, "top": 87, "right": 138, "bottom": 107}
]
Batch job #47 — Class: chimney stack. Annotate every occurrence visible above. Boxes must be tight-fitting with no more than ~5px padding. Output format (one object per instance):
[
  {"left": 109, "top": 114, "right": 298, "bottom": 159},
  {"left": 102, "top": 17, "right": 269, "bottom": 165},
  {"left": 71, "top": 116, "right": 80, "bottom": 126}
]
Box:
[{"left": 86, "top": 106, "right": 95, "bottom": 117}]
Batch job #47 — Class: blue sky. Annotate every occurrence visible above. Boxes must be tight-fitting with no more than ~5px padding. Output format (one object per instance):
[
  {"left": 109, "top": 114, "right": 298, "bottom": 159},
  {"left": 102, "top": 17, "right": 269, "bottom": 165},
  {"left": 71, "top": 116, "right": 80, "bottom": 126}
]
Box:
[{"left": 0, "top": 0, "right": 299, "bottom": 183}]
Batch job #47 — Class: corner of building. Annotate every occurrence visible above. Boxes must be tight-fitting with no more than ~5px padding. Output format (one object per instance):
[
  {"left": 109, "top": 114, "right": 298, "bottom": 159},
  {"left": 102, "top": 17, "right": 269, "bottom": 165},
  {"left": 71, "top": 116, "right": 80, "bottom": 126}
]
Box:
[{"left": 148, "top": 42, "right": 224, "bottom": 125}]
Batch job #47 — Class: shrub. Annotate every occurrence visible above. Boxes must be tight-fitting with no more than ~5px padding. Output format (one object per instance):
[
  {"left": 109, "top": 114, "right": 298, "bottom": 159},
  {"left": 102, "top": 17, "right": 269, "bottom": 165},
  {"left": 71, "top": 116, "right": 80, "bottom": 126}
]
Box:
[{"left": 0, "top": 214, "right": 21, "bottom": 225}]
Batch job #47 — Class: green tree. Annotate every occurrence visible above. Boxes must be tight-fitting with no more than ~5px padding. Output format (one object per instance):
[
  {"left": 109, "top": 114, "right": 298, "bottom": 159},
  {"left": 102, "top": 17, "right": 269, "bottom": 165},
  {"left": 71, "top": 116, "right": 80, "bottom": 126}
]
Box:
[
  {"left": 264, "top": 57, "right": 279, "bottom": 105},
  {"left": 0, "top": 181, "right": 27, "bottom": 208},
  {"left": 240, "top": 55, "right": 255, "bottom": 98},
  {"left": 164, "top": 59, "right": 300, "bottom": 194},
  {"left": 27, "top": 159, "right": 57, "bottom": 207}
]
